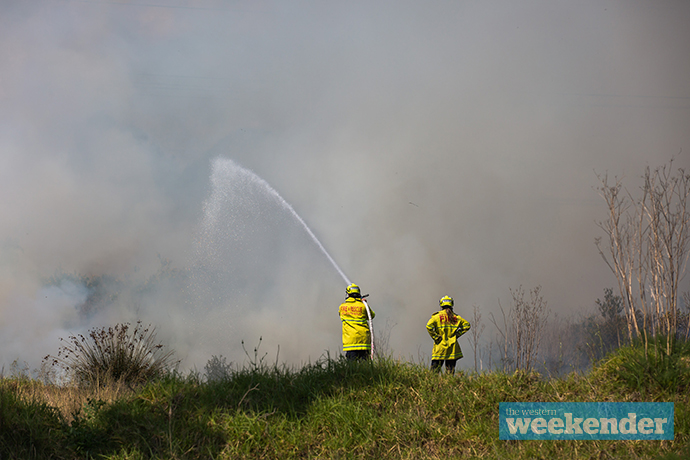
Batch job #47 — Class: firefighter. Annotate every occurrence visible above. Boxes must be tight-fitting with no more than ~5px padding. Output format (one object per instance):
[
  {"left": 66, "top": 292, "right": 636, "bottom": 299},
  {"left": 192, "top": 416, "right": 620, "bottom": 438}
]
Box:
[
  {"left": 339, "top": 283, "right": 375, "bottom": 360},
  {"left": 426, "top": 295, "right": 470, "bottom": 375}
]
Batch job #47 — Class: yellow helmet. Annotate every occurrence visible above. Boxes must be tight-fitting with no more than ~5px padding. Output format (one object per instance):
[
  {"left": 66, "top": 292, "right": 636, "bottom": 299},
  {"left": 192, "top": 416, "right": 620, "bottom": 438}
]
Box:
[
  {"left": 346, "top": 283, "right": 361, "bottom": 298},
  {"left": 439, "top": 295, "right": 454, "bottom": 309}
]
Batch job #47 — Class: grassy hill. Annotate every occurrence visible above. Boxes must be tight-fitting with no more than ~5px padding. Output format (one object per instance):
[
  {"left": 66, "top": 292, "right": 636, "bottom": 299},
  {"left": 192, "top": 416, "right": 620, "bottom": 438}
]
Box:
[{"left": 1, "top": 342, "right": 689, "bottom": 459}]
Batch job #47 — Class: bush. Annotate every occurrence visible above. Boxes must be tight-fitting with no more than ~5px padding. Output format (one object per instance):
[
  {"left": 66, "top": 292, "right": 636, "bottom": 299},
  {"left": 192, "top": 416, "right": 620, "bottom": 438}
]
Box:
[
  {"left": 46, "top": 321, "right": 177, "bottom": 387},
  {"left": 593, "top": 335, "right": 690, "bottom": 394},
  {"left": 204, "top": 355, "right": 233, "bottom": 382}
]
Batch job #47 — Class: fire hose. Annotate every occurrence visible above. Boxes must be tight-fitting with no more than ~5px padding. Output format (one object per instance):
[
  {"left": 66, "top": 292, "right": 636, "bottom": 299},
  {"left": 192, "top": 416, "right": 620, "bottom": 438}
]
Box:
[{"left": 362, "top": 294, "right": 374, "bottom": 360}]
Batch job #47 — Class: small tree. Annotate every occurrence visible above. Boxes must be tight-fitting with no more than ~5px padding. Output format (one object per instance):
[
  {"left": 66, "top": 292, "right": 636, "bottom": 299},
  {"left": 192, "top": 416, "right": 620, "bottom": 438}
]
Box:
[
  {"left": 45, "top": 321, "right": 177, "bottom": 387},
  {"left": 204, "top": 355, "right": 233, "bottom": 382},
  {"left": 596, "top": 158, "right": 690, "bottom": 355},
  {"left": 596, "top": 288, "right": 625, "bottom": 347},
  {"left": 468, "top": 304, "right": 485, "bottom": 373},
  {"left": 682, "top": 291, "right": 690, "bottom": 341},
  {"left": 582, "top": 288, "right": 627, "bottom": 362},
  {"left": 373, "top": 319, "right": 396, "bottom": 360},
  {"left": 490, "top": 285, "right": 550, "bottom": 372}
]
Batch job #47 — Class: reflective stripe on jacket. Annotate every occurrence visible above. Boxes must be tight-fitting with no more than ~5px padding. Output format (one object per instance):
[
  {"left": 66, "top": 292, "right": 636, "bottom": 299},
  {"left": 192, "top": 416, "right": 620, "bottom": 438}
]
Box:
[
  {"left": 339, "top": 297, "right": 375, "bottom": 351},
  {"left": 426, "top": 310, "right": 470, "bottom": 360}
]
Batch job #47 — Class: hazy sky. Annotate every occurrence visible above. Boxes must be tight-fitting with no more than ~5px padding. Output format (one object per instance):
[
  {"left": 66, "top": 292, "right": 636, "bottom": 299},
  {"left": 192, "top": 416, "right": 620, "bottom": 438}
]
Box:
[{"left": 2, "top": 0, "right": 690, "bottom": 372}]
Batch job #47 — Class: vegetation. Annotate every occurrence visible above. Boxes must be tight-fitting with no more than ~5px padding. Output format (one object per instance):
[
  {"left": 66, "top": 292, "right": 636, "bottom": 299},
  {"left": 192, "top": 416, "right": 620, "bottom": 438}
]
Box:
[
  {"left": 44, "top": 322, "right": 178, "bottom": 387},
  {"left": 490, "top": 285, "right": 550, "bottom": 372},
  {"left": 1, "top": 339, "right": 688, "bottom": 460},
  {"left": 596, "top": 159, "right": 690, "bottom": 354}
]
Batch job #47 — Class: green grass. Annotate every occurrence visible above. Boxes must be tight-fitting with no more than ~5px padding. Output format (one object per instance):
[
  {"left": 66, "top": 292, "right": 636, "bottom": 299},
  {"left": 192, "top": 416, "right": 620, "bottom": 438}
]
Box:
[{"left": 1, "top": 343, "right": 689, "bottom": 459}]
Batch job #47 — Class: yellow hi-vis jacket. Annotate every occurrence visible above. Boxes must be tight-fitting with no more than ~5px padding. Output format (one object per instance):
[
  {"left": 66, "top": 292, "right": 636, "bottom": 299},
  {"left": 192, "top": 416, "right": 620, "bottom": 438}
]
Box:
[
  {"left": 426, "top": 310, "right": 471, "bottom": 360},
  {"left": 339, "top": 297, "right": 375, "bottom": 352}
]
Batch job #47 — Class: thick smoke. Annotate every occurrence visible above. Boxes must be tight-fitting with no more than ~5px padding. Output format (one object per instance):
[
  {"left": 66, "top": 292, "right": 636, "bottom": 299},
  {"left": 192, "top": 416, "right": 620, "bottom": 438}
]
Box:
[{"left": 1, "top": 0, "right": 690, "bottom": 372}]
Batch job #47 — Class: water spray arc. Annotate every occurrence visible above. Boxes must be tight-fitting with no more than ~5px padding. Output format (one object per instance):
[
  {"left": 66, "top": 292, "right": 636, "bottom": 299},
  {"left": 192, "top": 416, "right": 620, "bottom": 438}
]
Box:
[{"left": 205, "top": 157, "right": 351, "bottom": 285}]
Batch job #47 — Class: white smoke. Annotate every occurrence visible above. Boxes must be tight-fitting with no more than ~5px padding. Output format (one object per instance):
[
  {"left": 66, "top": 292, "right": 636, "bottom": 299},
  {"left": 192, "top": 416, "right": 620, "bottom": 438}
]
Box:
[
  {"left": 1, "top": 0, "right": 690, "bottom": 372},
  {"left": 1, "top": 280, "right": 86, "bottom": 371}
]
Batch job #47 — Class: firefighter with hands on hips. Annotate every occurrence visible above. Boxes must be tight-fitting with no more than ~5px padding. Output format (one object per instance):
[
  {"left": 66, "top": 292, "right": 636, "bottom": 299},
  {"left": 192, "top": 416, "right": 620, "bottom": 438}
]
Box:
[
  {"left": 339, "top": 283, "right": 375, "bottom": 360},
  {"left": 426, "top": 295, "right": 471, "bottom": 375}
]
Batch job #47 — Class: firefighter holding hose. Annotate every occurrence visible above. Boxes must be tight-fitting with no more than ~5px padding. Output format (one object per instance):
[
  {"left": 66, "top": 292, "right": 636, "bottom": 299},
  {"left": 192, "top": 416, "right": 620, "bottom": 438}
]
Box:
[
  {"left": 339, "top": 283, "right": 375, "bottom": 360},
  {"left": 426, "top": 295, "right": 471, "bottom": 375}
]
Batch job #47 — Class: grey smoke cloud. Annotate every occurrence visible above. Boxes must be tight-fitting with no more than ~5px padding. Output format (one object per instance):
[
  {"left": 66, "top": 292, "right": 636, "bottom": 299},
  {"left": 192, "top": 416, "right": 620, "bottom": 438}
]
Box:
[{"left": 1, "top": 0, "right": 690, "bottom": 371}]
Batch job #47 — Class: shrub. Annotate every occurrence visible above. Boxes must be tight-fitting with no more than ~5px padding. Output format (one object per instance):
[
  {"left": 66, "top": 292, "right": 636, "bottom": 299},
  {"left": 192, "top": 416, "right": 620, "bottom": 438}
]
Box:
[
  {"left": 46, "top": 322, "right": 177, "bottom": 387},
  {"left": 204, "top": 355, "right": 233, "bottom": 382},
  {"left": 593, "top": 335, "right": 690, "bottom": 394}
]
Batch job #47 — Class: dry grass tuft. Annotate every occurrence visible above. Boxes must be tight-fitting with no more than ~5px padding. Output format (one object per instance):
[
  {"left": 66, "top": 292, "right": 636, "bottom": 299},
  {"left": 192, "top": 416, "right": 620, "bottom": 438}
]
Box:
[{"left": 2, "top": 377, "right": 134, "bottom": 422}]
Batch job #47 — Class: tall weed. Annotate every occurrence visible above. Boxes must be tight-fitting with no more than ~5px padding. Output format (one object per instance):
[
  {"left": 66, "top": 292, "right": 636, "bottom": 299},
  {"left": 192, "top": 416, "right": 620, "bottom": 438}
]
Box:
[{"left": 44, "top": 321, "right": 177, "bottom": 387}]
